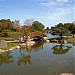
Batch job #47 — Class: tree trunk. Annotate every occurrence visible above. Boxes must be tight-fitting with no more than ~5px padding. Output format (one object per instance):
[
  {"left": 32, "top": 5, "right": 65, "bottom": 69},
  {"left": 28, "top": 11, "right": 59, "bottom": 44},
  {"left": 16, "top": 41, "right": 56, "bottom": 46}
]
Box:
[{"left": 60, "top": 33, "right": 63, "bottom": 38}]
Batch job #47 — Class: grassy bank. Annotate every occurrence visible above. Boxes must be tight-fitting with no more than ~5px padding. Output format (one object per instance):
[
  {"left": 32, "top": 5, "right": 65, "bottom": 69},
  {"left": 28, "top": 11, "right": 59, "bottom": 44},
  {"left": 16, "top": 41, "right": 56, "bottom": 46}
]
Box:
[
  {"left": 0, "top": 42, "right": 19, "bottom": 50},
  {"left": 66, "top": 38, "right": 75, "bottom": 43},
  {"left": 0, "top": 37, "right": 15, "bottom": 41}
]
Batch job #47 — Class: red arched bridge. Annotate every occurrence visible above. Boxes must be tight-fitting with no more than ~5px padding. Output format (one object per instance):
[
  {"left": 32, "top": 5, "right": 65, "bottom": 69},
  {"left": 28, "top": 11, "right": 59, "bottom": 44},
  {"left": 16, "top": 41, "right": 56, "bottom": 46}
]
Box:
[
  {"left": 29, "top": 32, "right": 43, "bottom": 41},
  {"left": 21, "top": 32, "right": 43, "bottom": 42},
  {"left": 29, "top": 32, "right": 43, "bottom": 38}
]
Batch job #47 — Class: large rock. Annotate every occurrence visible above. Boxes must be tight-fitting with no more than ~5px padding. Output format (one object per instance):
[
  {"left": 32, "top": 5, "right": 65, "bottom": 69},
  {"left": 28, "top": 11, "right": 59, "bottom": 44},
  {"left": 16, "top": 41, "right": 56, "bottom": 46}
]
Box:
[
  {"left": 0, "top": 40, "right": 7, "bottom": 48},
  {"left": 63, "top": 40, "right": 67, "bottom": 44},
  {"left": 46, "top": 40, "right": 50, "bottom": 43},
  {"left": 0, "top": 49, "right": 6, "bottom": 54},
  {"left": 59, "top": 73, "right": 73, "bottom": 75},
  {"left": 19, "top": 43, "right": 26, "bottom": 47},
  {"left": 43, "top": 37, "right": 48, "bottom": 41}
]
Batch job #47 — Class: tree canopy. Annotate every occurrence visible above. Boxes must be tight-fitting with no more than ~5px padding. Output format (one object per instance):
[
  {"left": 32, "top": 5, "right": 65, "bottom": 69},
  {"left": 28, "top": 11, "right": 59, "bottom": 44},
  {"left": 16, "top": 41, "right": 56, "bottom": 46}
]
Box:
[
  {"left": 0, "top": 19, "right": 45, "bottom": 37},
  {"left": 31, "top": 21, "right": 45, "bottom": 32},
  {"left": 0, "top": 19, "right": 14, "bottom": 32},
  {"left": 0, "top": 18, "right": 74, "bottom": 38},
  {"left": 0, "top": 19, "right": 21, "bottom": 37},
  {"left": 51, "top": 22, "right": 75, "bottom": 37}
]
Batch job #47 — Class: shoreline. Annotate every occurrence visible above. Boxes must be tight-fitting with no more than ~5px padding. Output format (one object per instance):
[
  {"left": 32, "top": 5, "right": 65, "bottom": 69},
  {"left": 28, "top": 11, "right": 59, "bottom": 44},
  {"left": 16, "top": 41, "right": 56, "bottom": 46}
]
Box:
[{"left": 0, "top": 35, "right": 75, "bottom": 51}]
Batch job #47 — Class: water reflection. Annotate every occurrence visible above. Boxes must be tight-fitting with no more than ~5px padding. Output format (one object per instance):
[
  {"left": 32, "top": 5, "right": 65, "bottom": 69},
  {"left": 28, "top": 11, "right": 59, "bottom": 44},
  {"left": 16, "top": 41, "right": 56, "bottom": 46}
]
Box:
[
  {"left": 0, "top": 51, "right": 13, "bottom": 65},
  {"left": 31, "top": 41, "right": 44, "bottom": 52},
  {"left": 52, "top": 43, "right": 72, "bottom": 54},
  {"left": 17, "top": 41, "right": 44, "bottom": 66},
  {"left": 20, "top": 41, "right": 44, "bottom": 53},
  {"left": 17, "top": 54, "right": 31, "bottom": 66},
  {"left": 26, "top": 44, "right": 31, "bottom": 53},
  {"left": 0, "top": 42, "right": 74, "bottom": 75},
  {"left": 0, "top": 42, "right": 73, "bottom": 66}
]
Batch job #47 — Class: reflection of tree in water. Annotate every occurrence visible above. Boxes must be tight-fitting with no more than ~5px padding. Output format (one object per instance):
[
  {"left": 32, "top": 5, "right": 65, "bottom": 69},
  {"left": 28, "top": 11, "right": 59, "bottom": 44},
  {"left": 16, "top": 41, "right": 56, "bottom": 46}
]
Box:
[
  {"left": 52, "top": 43, "right": 72, "bottom": 54},
  {"left": 26, "top": 44, "right": 31, "bottom": 53},
  {"left": 31, "top": 41, "right": 44, "bottom": 52},
  {"left": 17, "top": 41, "right": 44, "bottom": 66},
  {"left": 0, "top": 51, "right": 13, "bottom": 65},
  {"left": 17, "top": 50, "right": 31, "bottom": 66}
]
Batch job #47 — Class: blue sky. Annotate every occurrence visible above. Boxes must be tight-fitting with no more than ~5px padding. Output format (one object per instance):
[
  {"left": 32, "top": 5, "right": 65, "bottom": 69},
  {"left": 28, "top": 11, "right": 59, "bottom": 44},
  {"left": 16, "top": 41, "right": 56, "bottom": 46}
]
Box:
[{"left": 0, "top": 0, "right": 74, "bottom": 28}]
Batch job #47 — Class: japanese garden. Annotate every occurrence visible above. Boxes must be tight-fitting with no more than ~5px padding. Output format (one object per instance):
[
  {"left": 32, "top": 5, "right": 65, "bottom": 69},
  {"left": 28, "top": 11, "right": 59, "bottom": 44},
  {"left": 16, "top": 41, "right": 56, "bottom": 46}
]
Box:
[{"left": 0, "top": 19, "right": 75, "bottom": 75}]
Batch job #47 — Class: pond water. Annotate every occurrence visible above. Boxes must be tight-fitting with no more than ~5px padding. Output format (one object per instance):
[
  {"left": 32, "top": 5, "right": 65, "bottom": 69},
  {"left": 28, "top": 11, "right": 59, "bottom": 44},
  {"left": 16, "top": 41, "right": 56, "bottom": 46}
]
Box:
[
  {"left": 0, "top": 41, "right": 75, "bottom": 75},
  {"left": 46, "top": 33, "right": 60, "bottom": 38}
]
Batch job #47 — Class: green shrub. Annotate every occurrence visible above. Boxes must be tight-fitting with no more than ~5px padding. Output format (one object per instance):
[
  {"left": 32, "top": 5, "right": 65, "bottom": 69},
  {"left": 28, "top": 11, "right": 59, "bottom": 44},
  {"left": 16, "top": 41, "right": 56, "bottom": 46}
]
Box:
[
  {"left": 42, "top": 34, "right": 47, "bottom": 37},
  {"left": 8, "top": 32, "right": 21, "bottom": 36},
  {"left": 2, "top": 32, "right": 8, "bottom": 37}
]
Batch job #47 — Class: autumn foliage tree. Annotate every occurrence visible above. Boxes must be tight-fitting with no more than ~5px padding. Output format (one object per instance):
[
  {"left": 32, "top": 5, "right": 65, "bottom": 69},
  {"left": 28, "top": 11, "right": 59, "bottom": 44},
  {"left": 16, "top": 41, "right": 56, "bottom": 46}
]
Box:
[{"left": 0, "top": 19, "right": 14, "bottom": 32}]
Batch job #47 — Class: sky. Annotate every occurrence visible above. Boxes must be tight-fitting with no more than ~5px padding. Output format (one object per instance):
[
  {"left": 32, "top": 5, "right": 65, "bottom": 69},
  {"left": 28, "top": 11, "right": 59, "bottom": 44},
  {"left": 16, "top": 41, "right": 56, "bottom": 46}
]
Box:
[{"left": 0, "top": 0, "right": 74, "bottom": 28}]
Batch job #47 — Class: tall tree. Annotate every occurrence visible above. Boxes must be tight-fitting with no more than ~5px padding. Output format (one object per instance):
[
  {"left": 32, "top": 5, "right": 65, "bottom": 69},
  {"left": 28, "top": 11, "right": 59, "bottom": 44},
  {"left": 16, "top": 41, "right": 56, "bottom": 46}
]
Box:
[
  {"left": 20, "top": 25, "right": 31, "bottom": 36},
  {"left": 51, "top": 22, "right": 75, "bottom": 38},
  {"left": 24, "top": 19, "right": 34, "bottom": 26},
  {"left": 12, "top": 20, "right": 20, "bottom": 31},
  {"left": 0, "top": 19, "right": 14, "bottom": 32},
  {"left": 31, "top": 21, "right": 45, "bottom": 31}
]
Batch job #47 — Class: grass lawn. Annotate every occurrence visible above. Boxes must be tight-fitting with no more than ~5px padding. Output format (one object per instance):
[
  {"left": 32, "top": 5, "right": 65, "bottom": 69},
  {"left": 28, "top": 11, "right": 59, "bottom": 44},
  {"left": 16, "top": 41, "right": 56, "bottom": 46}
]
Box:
[{"left": 0, "top": 42, "right": 19, "bottom": 50}]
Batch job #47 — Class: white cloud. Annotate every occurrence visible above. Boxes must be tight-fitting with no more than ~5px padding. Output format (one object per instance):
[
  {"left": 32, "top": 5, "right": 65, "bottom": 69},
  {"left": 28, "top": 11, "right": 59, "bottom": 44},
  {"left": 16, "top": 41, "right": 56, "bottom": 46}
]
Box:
[
  {"left": 37, "top": 7, "right": 73, "bottom": 21},
  {"left": 57, "top": 0, "right": 70, "bottom": 3},
  {"left": 39, "top": 0, "right": 73, "bottom": 7},
  {"left": 40, "top": 1, "right": 57, "bottom": 7}
]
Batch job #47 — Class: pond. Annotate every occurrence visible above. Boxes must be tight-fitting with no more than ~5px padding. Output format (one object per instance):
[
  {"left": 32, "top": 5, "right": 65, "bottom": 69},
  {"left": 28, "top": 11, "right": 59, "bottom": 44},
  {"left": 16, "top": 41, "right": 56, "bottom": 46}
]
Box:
[
  {"left": 0, "top": 41, "right": 74, "bottom": 75},
  {"left": 46, "top": 33, "right": 60, "bottom": 38}
]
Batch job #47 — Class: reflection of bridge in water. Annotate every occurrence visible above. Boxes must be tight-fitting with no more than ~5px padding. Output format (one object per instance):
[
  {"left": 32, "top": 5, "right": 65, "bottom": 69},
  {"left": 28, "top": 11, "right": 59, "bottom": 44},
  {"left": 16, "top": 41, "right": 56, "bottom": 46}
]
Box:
[
  {"left": 25, "top": 41, "right": 44, "bottom": 53},
  {"left": 19, "top": 41, "right": 44, "bottom": 53},
  {"left": 31, "top": 41, "right": 44, "bottom": 52}
]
